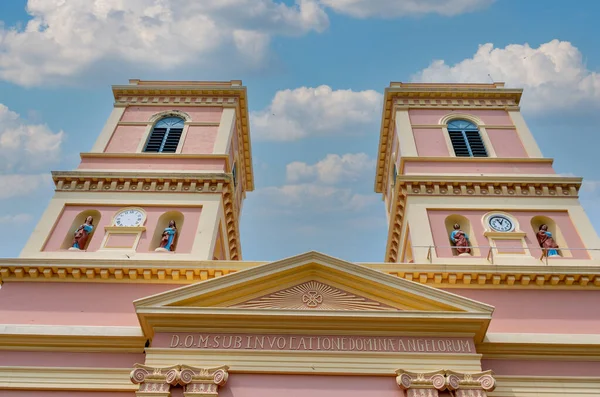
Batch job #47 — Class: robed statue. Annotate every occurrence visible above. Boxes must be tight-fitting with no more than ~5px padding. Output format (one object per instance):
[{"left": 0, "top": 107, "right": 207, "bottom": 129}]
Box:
[
  {"left": 536, "top": 224, "right": 560, "bottom": 257},
  {"left": 156, "top": 220, "right": 177, "bottom": 252},
  {"left": 70, "top": 216, "right": 94, "bottom": 251},
  {"left": 450, "top": 223, "right": 471, "bottom": 256}
]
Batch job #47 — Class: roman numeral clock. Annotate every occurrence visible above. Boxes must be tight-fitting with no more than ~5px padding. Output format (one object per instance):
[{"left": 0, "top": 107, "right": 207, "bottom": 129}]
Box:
[
  {"left": 99, "top": 208, "right": 147, "bottom": 251},
  {"left": 483, "top": 212, "right": 527, "bottom": 257}
]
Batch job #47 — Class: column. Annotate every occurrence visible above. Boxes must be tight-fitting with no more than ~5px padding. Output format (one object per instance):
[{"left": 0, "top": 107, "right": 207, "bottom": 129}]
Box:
[
  {"left": 130, "top": 364, "right": 229, "bottom": 397},
  {"left": 445, "top": 370, "right": 496, "bottom": 397},
  {"left": 396, "top": 370, "right": 446, "bottom": 397}
]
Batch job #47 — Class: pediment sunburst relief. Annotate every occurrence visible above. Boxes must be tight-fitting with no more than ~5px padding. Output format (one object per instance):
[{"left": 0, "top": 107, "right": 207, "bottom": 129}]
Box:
[{"left": 231, "top": 280, "right": 398, "bottom": 311}]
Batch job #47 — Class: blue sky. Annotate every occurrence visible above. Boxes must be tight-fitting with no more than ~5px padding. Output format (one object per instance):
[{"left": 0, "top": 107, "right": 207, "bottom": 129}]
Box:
[{"left": 1, "top": 0, "right": 599, "bottom": 262}]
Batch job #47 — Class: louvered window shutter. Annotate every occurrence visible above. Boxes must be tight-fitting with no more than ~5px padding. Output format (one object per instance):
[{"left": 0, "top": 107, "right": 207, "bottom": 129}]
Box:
[
  {"left": 144, "top": 117, "right": 185, "bottom": 153},
  {"left": 447, "top": 120, "right": 488, "bottom": 157}
]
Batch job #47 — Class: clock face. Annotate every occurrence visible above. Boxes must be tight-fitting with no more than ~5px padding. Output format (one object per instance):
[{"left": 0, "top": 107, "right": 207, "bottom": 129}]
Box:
[
  {"left": 488, "top": 215, "right": 514, "bottom": 232},
  {"left": 114, "top": 209, "right": 144, "bottom": 227}
]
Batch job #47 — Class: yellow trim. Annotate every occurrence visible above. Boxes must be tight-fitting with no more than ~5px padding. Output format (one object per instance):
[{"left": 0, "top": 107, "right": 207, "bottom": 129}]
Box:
[
  {"left": 0, "top": 367, "right": 135, "bottom": 391},
  {"left": 491, "top": 376, "right": 600, "bottom": 397},
  {"left": 90, "top": 107, "right": 126, "bottom": 153}
]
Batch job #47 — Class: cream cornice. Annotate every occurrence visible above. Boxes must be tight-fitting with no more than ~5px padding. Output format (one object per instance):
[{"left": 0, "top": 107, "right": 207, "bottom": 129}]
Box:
[
  {"left": 2, "top": 257, "right": 600, "bottom": 288},
  {"left": 80, "top": 152, "right": 230, "bottom": 163},
  {"left": 0, "top": 325, "right": 146, "bottom": 352},
  {"left": 111, "top": 79, "right": 254, "bottom": 192},
  {"left": 0, "top": 366, "right": 135, "bottom": 390},
  {"left": 479, "top": 333, "right": 600, "bottom": 359},
  {"left": 375, "top": 83, "right": 523, "bottom": 193}
]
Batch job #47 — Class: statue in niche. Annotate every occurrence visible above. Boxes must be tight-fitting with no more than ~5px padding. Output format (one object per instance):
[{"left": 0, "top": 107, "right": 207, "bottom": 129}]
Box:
[
  {"left": 450, "top": 223, "right": 471, "bottom": 256},
  {"left": 155, "top": 220, "right": 177, "bottom": 252},
  {"left": 536, "top": 224, "right": 560, "bottom": 257},
  {"left": 69, "top": 216, "right": 94, "bottom": 251}
]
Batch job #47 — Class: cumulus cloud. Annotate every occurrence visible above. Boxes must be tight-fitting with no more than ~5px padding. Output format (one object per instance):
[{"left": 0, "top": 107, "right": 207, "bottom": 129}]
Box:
[
  {"left": 251, "top": 85, "right": 382, "bottom": 141},
  {"left": 412, "top": 40, "right": 600, "bottom": 112},
  {"left": 286, "top": 153, "right": 375, "bottom": 184},
  {"left": 0, "top": 104, "right": 64, "bottom": 173},
  {"left": 321, "top": 0, "right": 494, "bottom": 18},
  {"left": 0, "top": 0, "right": 329, "bottom": 86},
  {"left": 0, "top": 213, "right": 34, "bottom": 224},
  {"left": 256, "top": 183, "right": 377, "bottom": 212},
  {"left": 0, "top": 174, "right": 53, "bottom": 199}
]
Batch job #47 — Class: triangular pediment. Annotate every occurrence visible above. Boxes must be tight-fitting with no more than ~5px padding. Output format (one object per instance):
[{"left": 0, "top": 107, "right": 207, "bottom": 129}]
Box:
[{"left": 135, "top": 251, "right": 494, "bottom": 342}]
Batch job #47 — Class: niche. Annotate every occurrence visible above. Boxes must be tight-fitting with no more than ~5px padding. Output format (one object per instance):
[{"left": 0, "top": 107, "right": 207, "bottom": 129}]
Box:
[
  {"left": 444, "top": 214, "right": 479, "bottom": 257},
  {"left": 530, "top": 216, "right": 569, "bottom": 258},
  {"left": 150, "top": 211, "right": 184, "bottom": 252},
  {"left": 60, "top": 209, "right": 102, "bottom": 251}
]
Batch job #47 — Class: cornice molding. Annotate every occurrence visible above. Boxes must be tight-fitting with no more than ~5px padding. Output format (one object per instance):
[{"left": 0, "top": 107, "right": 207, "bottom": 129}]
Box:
[
  {"left": 0, "top": 366, "right": 134, "bottom": 390},
  {"left": 50, "top": 171, "right": 242, "bottom": 260},
  {"left": 384, "top": 175, "right": 582, "bottom": 262}
]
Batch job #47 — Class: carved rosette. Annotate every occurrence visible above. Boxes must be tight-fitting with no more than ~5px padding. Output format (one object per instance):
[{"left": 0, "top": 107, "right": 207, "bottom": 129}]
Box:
[
  {"left": 396, "top": 370, "right": 496, "bottom": 397},
  {"left": 396, "top": 370, "right": 446, "bottom": 397},
  {"left": 446, "top": 370, "right": 496, "bottom": 397},
  {"left": 130, "top": 364, "right": 229, "bottom": 397}
]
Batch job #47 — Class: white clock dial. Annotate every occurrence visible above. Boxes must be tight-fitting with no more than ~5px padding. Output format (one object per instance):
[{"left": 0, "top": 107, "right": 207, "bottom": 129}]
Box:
[
  {"left": 488, "top": 215, "right": 514, "bottom": 232},
  {"left": 114, "top": 209, "right": 144, "bottom": 227}
]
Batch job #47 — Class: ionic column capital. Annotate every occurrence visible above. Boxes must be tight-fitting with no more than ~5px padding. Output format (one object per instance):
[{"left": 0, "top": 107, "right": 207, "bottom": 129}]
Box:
[
  {"left": 130, "top": 364, "right": 181, "bottom": 397},
  {"left": 130, "top": 364, "right": 229, "bottom": 397},
  {"left": 396, "top": 370, "right": 447, "bottom": 397},
  {"left": 446, "top": 370, "right": 496, "bottom": 397},
  {"left": 178, "top": 365, "right": 229, "bottom": 397}
]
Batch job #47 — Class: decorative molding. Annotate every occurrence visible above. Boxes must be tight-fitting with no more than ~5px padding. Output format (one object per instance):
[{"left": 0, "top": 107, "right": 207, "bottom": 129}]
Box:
[
  {"left": 385, "top": 175, "right": 582, "bottom": 262},
  {"left": 130, "top": 364, "right": 228, "bottom": 397},
  {"left": 396, "top": 370, "right": 496, "bottom": 397},
  {"left": 375, "top": 83, "right": 523, "bottom": 193},
  {"left": 232, "top": 280, "right": 398, "bottom": 311},
  {"left": 51, "top": 171, "right": 241, "bottom": 260},
  {"left": 148, "top": 109, "right": 192, "bottom": 123}
]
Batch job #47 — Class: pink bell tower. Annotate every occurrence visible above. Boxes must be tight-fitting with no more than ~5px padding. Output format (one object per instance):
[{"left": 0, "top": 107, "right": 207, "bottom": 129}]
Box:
[
  {"left": 375, "top": 82, "right": 600, "bottom": 265},
  {"left": 19, "top": 80, "right": 253, "bottom": 261}
]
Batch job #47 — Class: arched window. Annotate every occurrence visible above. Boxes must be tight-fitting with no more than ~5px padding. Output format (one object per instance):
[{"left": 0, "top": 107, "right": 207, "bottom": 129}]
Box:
[
  {"left": 447, "top": 119, "right": 487, "bottom": 157},
  {"left": 144, "top": 117, "right": 185, "bottom": 153}
]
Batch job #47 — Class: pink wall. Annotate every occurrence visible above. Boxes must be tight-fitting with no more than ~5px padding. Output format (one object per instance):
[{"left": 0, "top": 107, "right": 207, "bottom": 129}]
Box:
[
  {"left": 104, "top": 125, "right": 146, "bottom": 153},
  {"left": 44, "top": 205, "right": 202, "bottom": 253},
  {"left": 408, "top": 109, "right": 513, "bottom": 126},
  {"left": 0, "top": 351, "right": 143, "bottom": 368},
  {"left": 486, "top": 128, "right": 527, "bottom": 157},
  {"left": 402, "top": 160, "right": 555, "bottom": 175},
  {"left": 482, "top": 359, "right": 600, "bottom": 377},
  {"left": 78, "top": 156, "right": 226, "bottom": 171},
  {"left": 448, "top": 289, "right": 600, "bottom": 334},
  {"left": 0, "top": 282, "right": 176, "bottom": 326},
  {"left": 120, "top": 106, "right": 222, "bottom": 123},
  {"left": 181, "top": 126, "right": 218, "bottom": 154},
  {"left": 413, "top": 128, "right": 449, "bottom": 156},
  {"left": 428, "top": 210, "right": 587, "bottom": 259},
  {"left": 2, "top": 393, "right": 134, "bottom": 397}
]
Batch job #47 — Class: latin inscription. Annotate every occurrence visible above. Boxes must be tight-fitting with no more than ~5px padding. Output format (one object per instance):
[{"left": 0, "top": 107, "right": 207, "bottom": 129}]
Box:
[{"left": 158, "top": 333, "right": 473, "bottom": 353}]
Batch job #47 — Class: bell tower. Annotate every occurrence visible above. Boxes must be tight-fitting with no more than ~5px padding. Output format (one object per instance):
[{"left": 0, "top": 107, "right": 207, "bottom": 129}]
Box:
[
  {"left": 375, "top": 82, "right": 600, "bottom": 265},
  {"left": 20, "top": 80, "right": 253, "bottom": 261}
]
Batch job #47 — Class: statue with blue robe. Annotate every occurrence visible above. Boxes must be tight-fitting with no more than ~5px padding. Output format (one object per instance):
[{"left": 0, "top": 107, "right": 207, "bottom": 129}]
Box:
[
  {"left": 70, "top": 216, "right": 94, "bottom": 250},
  {"left": 536, "top": 224, "right": 560, "bottom": 257},
  {"left": 450, "top": 223, "right": 471, "bottom": 256},
  {"left": 156, "top": 220, "right": 177, "bottom": 252}
]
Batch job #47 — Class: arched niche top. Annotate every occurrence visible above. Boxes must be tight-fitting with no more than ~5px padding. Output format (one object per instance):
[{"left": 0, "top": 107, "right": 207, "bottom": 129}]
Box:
[
  {"left": 444, "top": 214, "right": 479, "bottom": 256},
  {"left": 439, "top": 112, "right": 485, "bottom": 127},
  {"left": 111, "top": 207, "right": 147, "bottom": 227},
  {"left": 482, "top": 211, "right": 520, "bottom": 233},
  {"left": 530, "top": 215, "right": 570, "bottom": 258},
  {"left": 148, "top": 109, "right": 192, "bottom": 124},
  {"left": 150, "top": 211, "right": 185, "bottom": 252}
]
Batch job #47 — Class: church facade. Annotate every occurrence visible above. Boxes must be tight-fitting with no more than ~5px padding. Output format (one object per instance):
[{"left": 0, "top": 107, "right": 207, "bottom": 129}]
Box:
[{"left": 1, "top": 80, "right": 600, "bottom": 397}]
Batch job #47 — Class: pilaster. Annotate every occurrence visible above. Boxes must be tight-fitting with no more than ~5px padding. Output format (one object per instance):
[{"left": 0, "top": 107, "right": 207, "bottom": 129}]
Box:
[
  {"left": 396, "top": 370, "right": 496, "bottom": 397},
  {"left": 130, "top": 364, "right": 229, "bottom": 397},
  {"left": 396, "top": 370, "right": 446, "bottom": 397}
]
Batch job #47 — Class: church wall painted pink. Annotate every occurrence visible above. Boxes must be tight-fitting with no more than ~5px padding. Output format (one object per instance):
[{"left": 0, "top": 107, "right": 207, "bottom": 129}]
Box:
[
  {"left": 401, "top": 160, "right": 555, "bottom": 175},
  {"left": 446, "top": 289, "right": 600, "bottom": 334},
  {"left": 427, "top": 209, "right": 587, "bottom": 259},
  {"left": 43, "top": 205, "right": 202, "bottom": 253},
  {"left": 0, "top": 282, "right": 178, "bottom": 326},
  {"left": 0, "top": 351, "right": 144, "bottom": 368},
  {"left": 413, "top": 128, "right": 449, "bottom": 156},
  {"left": 120, "top": 106, "right": 223, "bottom": 123},
  {"left": 78, "top": 156, "right": 226, "bottom": 171},
  {"left": 408, "top": 109, "right": 514, "bottom": 126},
  {"left": 181, "top": 125, "right": 219, "bottom": 154},
  {"left": 104, "top": 125, "right": 147, "bottom": 153},
  {"left": 485, "top": 128, "right": 527, "bottom": 157}
]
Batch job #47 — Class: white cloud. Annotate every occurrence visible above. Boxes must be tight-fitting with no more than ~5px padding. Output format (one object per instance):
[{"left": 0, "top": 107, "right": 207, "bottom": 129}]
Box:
[
  {"left": 251, "top": 85, "right": 382, "bottom": 141},
  {"left": 321, "top": 0, "right": 494, "bottom": 18},
  {"left": 0, "top": 174, "right": 53, "bottom": 199},
  {"left": 412, "top": 40, "right": 600, "bottom": 112},
  {"left": 0, "top": 213, "right": 34, "bottom": 224},
  {"left": 0, "top": 0, "right": 329, "bottom": 86},
  {"left": 0, "top": 104, "right": 64, "bottom": 173},
  {"left": 256, "top": 183, "right": 377, "bottom": 212},
  {"left": 287, "top": 153, "right": 375, "bottom": 184}
]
